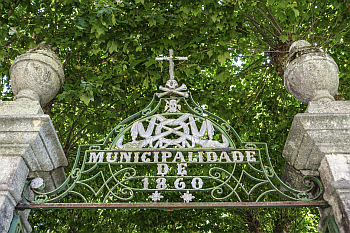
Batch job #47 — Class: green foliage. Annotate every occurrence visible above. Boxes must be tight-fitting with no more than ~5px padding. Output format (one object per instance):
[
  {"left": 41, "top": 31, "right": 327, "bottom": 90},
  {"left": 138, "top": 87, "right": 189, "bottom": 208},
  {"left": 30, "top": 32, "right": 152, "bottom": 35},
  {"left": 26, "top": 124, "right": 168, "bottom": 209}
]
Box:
[
  {"left": 28, "top": 207, "right": 319, "bottom": 232},
  {"left": 1, "top": 0, "right": 350, "bottom": 232}
]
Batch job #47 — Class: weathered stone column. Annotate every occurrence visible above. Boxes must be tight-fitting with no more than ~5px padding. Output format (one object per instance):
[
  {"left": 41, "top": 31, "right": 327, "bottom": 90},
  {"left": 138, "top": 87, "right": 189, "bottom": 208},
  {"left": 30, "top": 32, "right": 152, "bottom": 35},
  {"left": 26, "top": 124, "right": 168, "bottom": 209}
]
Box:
[
  {"left": 0, "top": 43, "right": 67, "bottom": 233},
  {"left": 282, "top": 40, "right": 350, "bottom": 232}
]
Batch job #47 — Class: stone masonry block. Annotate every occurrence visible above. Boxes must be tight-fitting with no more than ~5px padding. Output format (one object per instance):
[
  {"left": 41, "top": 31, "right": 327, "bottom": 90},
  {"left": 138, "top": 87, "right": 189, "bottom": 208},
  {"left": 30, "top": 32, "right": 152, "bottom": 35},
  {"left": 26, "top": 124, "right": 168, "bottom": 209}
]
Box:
[
  {"left": 39, "top": 118, "right": 68, "bottom": 168},
  {"left": 0, "top": 144, "right": 41, "bottom": 171},
  {"left": 0, "top": 45, "right": 65, "bottom": 233},
  {"left": 0, "top": 115, "right": 68, "bottom": 172},
  {"left": 0, "top": 194, "right": 15, "bottom": 233},
  {"left": 0, "top": 156, "right": 29, "bottom": 202},
  {"left": 0, "top": 101, "right": 43, "bottom": 115},
  {"left": 319, "top": 154, "right": 350, "bottom": 233},
  {"left": 0, "top": 111, "right": 68, "bottom": 233},
  {"left": 282, "top": 101, "right": 350, "bottom": 232},
  {"left": 283, "top": 112, "right": 350, "bottom": 171}
]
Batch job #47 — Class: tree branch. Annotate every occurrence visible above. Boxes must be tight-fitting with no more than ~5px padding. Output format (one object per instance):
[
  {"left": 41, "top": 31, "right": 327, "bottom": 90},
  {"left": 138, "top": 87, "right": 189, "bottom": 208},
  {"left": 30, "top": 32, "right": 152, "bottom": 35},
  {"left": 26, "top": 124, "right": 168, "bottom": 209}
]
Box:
[
  {"left": 241, "top": 26, "right": 275, "bottom": 49},
  {"left": 266, "top": 5, "right": 283, "bottom": 33},
  {"left": 245, "top": 13, "right": 277, "bottom": 47},
  {"left": 252, "top": 5, "right": 282, "bottom": 36},
  {"left": 321, "top": 24, "right": 350, "bottom": 48}
]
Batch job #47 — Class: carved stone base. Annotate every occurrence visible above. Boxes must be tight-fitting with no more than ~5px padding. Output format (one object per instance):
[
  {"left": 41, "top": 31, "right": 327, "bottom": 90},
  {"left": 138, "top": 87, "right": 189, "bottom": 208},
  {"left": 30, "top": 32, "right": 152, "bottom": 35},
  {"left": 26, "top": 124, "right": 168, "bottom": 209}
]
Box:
[
  {"left": 319, "top": 154, "right": 350, "bottom": 233},
  {"left": 282, "top": 101, "right": 350, "bottom": 232},
  {"left": 0, "top": 102, "right": 68, "bottom": 232}
]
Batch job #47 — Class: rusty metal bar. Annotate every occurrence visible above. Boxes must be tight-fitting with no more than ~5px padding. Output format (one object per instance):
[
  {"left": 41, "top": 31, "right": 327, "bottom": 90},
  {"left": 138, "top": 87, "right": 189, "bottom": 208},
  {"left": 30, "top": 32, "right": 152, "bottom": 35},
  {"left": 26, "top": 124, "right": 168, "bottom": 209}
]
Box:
[{"left": 16, "top": 201, "right": 329, "bottom": 211}]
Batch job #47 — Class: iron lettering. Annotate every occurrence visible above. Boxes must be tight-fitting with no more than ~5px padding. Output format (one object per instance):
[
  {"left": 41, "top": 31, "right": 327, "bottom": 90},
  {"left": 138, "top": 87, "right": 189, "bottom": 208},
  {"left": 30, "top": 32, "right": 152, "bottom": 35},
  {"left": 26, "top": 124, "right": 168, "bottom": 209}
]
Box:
[{"left": 87, "top": 150, "right": 257, "bottom": 164}]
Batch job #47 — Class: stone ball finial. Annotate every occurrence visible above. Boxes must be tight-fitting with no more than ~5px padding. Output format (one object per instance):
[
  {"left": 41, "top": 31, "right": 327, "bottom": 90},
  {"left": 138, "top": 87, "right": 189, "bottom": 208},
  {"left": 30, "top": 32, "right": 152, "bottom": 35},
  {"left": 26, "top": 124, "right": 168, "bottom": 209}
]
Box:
[
  {"left": 289, "top": 40, "right": 311, "bottom": 54},
  {"left": 10, "top": 42, "right": 64, "bottom": 105},
  {"left": 284, "top": 40, "right": 339, "bottom": 104}
]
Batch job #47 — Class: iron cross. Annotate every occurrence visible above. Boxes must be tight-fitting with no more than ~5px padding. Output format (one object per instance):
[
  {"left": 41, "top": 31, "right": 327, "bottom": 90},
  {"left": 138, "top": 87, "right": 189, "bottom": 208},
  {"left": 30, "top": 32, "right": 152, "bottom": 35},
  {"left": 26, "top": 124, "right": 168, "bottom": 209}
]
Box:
[{"left": 155, "top": 49, "right": 188, "bottom": 80}]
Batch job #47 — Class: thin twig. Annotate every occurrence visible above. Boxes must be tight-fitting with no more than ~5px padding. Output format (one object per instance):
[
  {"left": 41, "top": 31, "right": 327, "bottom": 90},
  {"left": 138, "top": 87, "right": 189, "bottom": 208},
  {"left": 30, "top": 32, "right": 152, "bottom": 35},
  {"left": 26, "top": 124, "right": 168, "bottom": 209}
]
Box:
[
  {"left": 253, "top": 5, "right": 282, "bottom": 36},
  {"left": 245, "top": 13, "right": 277, "bottom": 47},
  {"left": 300, "top": 17, "right": 320, "bottom": 40},
  {"left": 321, "top": 25, "right": 350, "bottom": 47},
  {"left": 54, "top": 0, "right": 57, "bottom": 36},
  {"left": 266, "top": 5, "right": 283, "bottom": 33},
  {"left": 6, "top": 0, "right": 21, "bottom": 19},
  {"left": 234, "top": 69, "right": 269, "bottom": 128},
  {"left": 238, "top": 28, "right": 272, "bottom": 48},
  {"left": 295, "top": 0, "right": 316, "bottom": 34},
  {"left": 312, "top": 1, "right": 314, "bottom": 44}
]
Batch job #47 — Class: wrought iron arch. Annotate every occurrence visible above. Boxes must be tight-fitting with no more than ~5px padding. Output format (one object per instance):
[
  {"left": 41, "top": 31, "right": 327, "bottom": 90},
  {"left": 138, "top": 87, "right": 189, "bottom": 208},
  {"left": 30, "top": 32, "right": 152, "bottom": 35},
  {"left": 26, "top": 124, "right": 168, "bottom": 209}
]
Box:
[{"left": 17, "top": 50, "right": 327, "bottom": 210}]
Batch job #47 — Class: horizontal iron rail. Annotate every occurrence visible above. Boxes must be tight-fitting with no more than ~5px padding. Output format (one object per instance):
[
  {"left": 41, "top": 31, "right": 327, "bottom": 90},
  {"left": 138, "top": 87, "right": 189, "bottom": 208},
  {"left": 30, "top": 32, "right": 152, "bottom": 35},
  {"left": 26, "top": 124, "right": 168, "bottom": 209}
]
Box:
[{"left": 16, "top": 201, "right": 329, "bottom": 211}]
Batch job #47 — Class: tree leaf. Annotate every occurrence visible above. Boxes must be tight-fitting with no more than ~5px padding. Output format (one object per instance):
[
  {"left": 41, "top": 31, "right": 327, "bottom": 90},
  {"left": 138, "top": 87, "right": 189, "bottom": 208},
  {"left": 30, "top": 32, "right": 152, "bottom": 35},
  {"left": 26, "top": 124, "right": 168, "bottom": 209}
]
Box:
[
  {"left": 279, "top": 35, "right": 288, "bottom": 42},
  {"left": 107, "top": 40, "right": 118, "bottom": 53},
  {"left": 292, "top": 8, "right": 299, "bottom": 17},
  {"left": 80, "top": 93, "right": 94, "bottom": 105}
]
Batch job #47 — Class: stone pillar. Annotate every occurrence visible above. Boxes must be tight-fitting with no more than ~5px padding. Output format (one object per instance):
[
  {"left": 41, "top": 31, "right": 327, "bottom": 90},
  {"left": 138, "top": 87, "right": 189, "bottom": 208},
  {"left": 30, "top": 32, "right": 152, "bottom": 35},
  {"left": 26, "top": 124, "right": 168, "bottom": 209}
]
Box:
[
  {"left": 282, "top": 40, "right": 350, "bottom": 232},
  {"left": 0, "top": 43, "right": 67, "bottom": 233}
]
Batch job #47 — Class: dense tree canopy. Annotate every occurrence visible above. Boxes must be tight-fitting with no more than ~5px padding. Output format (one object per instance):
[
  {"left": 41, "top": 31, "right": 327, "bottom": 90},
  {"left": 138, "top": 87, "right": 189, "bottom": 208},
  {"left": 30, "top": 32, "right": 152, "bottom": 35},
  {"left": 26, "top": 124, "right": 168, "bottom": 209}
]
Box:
[{"left": 1, "top": 0, "right": 350, "bottom": 232}]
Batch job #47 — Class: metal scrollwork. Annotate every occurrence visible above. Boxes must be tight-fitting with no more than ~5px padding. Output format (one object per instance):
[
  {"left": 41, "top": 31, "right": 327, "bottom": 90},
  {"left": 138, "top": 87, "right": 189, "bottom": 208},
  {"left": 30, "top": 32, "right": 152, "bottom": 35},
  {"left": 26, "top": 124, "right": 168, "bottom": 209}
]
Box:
[
  {"left": 19, "top": 91, "right": 324, "bottom": 207},
  {"left": 264, "top": 166, "right": 274, "bottom": 178},
  {"left": 193, "top": 106, "right": 204, "bottom": 115},
  {"left": 8, "top": 215, "right": 25, "bottom": 233},
  {"left": 71, "top": 168, "right": 81, "bottom": 179},
  {"left": 245, "top": 143, "right": 257, "bottom": 149},
  {"left": 34, "top": 194, "right": 48, "bottom": 203},
  {"left": 297, "top": 192, "right": 310, "bottom": 200},
  {"left": 221, "top": 122, "right": 231, "bottom": 132},
  {"left": 141, "top": 108, "right": 152, "bottom": 116},
  {"left": 114, "top": 125, "right": 124, "bottom": 134},
  {"left": 19, "top": 92, "right": 324, "bottom": 205}
]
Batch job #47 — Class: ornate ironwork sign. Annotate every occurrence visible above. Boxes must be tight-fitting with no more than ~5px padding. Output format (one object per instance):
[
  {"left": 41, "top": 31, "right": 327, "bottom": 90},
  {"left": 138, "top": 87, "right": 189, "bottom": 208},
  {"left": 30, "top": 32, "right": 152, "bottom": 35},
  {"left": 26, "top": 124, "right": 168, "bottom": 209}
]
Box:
[{"left": 18, "top": 50, "right": 327, "bottom": 210}]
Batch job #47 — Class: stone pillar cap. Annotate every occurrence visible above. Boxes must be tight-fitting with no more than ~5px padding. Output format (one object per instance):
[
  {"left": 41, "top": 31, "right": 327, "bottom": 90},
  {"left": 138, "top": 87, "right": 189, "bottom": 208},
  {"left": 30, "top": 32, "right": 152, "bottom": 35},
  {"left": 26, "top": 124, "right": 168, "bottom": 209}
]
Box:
[
  {"left": 10, "top": 42, "right": 65, "bottom": 105},
  {"left": 284, "top": 40, "right": 339, "bottom": 104},
  {"left": 289, "top": 40, "right": 311, "bottom": 53}
]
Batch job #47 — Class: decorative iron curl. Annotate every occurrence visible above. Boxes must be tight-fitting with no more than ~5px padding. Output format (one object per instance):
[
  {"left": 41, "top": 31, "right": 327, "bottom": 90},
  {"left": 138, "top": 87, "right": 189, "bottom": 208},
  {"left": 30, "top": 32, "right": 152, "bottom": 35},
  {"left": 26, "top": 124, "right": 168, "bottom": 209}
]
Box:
[
  {"left": 297, "top": 192, "right": 310, "bottom": 200},
  {"left": 301, "top": 176, "right": 323, "bottom": 200},
  {"left": 208, "top": 167, "right": 236, "bottom": 200},
  {"left": 105, "top": 187, "right": 134, "bottom": 202},
  {"left": 122, "top": 168, "right": 137, "bottom": 180},
  {"left": 193, "top": 106, "right": 204, "bottom": 115},
  {"left": 71, "top": 168, "right": 81, "bottom": 179},
  {"left": 34, "top": 194, "right": 48, "bottom": 203},
  {"left": 120, "top": 188, "right": 134, "bottom": 198},
  {"left": 210, "top": 183, "right": 236, "bottom": 201},
  {"left": 245, "top": 143, "right": 257, "bottom": 149},
  {"left": 221, "top": 122, "right": 231, "bottom": 132},
  {"left": 114, "top": 125, "right": 125, "bottom": 134},
  {"left": 302, "top": 176, "right": 316, "bottom": 190},
  {"left": 211, "top": 187, "right": 224, "bottom": 199},
  {"left": 142, "top": 108, "right": 152, "bottom": 116},
  {"left": 264, "top": 166, "right": 274, "bottom": 178},
  {"left": 209, "top": 168, "right": 222, "bottom": 179}
]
